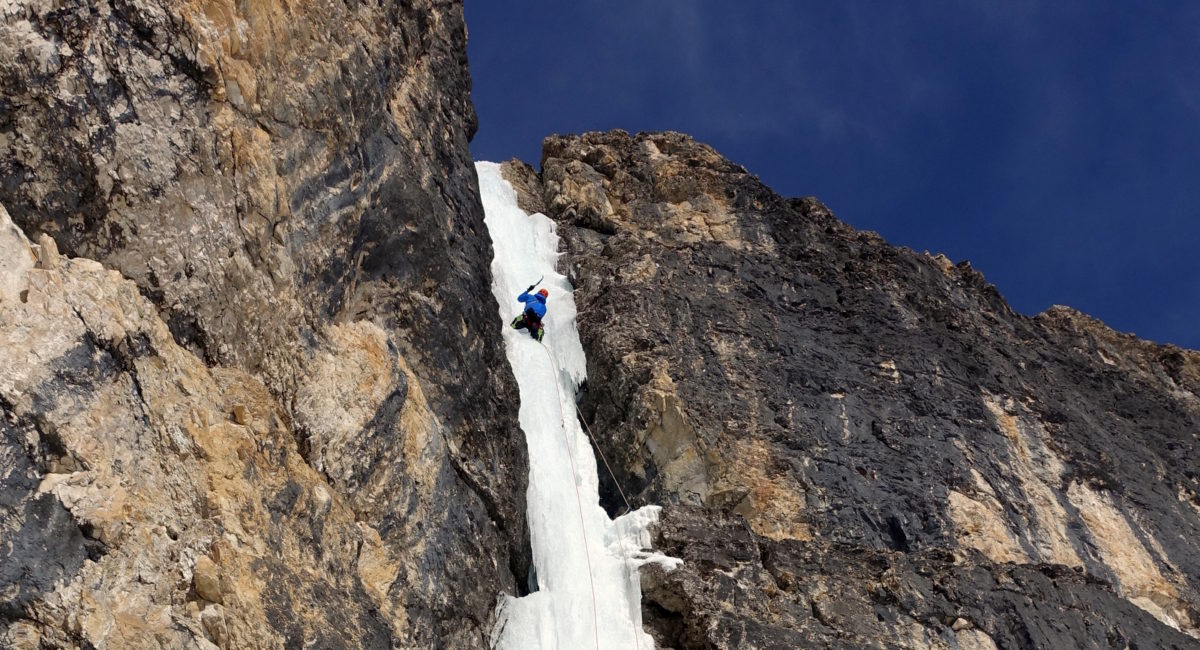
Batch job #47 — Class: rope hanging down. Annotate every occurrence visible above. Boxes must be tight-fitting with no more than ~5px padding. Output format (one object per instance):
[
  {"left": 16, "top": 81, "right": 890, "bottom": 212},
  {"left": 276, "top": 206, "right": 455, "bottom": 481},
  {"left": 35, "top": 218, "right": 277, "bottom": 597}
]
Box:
[
  {"left": 575, "top": 410, "right": 642, "bottom": 650},
  {"left": 538, "top": 343, "right": 600, "bottom": 650},
  {"left": 539, "top": 343, "right": 644, "bottom": 650}
]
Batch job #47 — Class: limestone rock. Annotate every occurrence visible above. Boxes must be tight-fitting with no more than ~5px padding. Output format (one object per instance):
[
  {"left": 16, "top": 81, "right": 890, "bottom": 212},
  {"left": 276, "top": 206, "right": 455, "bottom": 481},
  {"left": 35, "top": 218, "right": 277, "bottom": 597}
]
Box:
[
  {"left": 230, "top": 405, "right": 249, "bottom": 426},
  {"left": 0, "top": 1, "right": 528, "bottom": 646},
  {"left": 192, "top": 556, "right": 222, "bottom": 604},
  {"left": 510, "top": 130, "right": 1200, "bottom": 647},
  {"left": 33, "top": 232, "right": 58, "bottom": 269},
  {"left": 0, "top": 215, "right": 396, "bottom": 646},
  {"left": 643, "top": 505, "right": 1195, "bottom": 648},
  {"left": 0, "top": 205, "right": 34, "bottom": 303}
]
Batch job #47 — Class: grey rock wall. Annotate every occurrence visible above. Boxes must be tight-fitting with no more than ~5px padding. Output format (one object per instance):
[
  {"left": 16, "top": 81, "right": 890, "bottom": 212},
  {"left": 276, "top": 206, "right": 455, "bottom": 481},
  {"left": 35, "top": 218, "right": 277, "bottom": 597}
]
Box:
[{"left": 505, "top": 130, "right": 1200, "bottom": 649}]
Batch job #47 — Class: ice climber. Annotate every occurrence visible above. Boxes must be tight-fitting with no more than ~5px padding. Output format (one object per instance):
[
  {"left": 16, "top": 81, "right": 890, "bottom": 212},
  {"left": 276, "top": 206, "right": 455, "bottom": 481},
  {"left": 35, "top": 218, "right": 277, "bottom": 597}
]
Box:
[{"left": 511, "top": 285, "right": 548, "bottom": 342}]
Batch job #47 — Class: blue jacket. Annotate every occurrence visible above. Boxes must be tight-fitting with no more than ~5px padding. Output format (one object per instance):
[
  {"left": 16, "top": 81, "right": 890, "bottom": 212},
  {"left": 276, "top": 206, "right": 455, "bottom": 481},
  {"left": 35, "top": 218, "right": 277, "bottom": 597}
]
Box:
[{"left": 518, "top": 291, "right": 547, "bottom": 318}]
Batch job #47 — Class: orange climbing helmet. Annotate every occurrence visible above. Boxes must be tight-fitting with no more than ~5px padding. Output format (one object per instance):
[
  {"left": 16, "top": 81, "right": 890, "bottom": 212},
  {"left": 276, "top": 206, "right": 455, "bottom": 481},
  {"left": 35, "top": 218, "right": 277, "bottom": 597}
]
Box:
[{"left": 537, "top": 288, "right": 549, "bottom": 298}]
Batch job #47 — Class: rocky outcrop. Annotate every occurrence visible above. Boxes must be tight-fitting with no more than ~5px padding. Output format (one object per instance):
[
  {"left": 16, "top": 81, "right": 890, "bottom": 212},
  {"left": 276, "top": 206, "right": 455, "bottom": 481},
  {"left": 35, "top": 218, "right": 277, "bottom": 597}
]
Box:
[
  {"left": 641, "top": 506, "right": 1197, "bottom": 648},
  {"left": 505, "top": 130, "right": 1200, "bottom": 648},
  {"left": 1, "top": 206, "right": 397, "bottom": 647},
  {"left": 2, "top": 1, "right": 526, "bottom": 647}
]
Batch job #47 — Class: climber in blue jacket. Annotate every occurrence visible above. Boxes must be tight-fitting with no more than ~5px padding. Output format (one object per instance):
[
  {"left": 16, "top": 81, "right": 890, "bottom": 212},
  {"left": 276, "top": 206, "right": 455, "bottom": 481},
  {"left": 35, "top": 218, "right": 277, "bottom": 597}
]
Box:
[{"left": 511, "top": 285, "right": 548, "bottom": 342}]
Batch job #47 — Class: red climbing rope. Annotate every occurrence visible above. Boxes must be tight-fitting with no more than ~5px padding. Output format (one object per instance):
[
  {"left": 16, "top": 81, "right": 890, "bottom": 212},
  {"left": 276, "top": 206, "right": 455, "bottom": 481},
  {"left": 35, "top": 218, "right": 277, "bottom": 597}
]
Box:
[
  {"left": 539, "top": 343, "right": 600, "bottom": 650},
  {"left": 539, "top": 341, "right": 652, "bottom": 650}
]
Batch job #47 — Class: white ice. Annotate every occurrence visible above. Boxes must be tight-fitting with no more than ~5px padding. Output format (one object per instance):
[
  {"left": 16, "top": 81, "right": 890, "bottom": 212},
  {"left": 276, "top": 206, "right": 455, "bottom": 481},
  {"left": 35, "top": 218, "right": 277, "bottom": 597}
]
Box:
[{"left": 478, "top": 162, "right": 680, "bottom": 650}]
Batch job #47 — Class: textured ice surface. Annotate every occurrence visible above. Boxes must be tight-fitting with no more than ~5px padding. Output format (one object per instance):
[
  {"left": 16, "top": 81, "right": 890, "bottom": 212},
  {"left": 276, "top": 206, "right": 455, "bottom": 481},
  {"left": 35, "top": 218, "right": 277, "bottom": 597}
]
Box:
[{"left": 479, "top": 162, "right": 679, "bottom": 649}]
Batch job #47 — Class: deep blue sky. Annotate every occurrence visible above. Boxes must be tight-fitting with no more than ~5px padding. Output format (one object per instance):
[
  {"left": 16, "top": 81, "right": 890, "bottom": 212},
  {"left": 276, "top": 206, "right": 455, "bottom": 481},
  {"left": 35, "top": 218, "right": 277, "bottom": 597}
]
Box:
[{"left": 465, "top": 2, "right": 1199, "bottom": 349}]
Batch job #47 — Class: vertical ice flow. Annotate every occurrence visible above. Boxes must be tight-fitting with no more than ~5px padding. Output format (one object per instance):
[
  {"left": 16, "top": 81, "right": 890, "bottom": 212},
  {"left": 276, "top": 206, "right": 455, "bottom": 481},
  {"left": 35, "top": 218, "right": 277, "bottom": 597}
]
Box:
[{"left": 478, "top": 162, "right": 679, "bottom": 650}]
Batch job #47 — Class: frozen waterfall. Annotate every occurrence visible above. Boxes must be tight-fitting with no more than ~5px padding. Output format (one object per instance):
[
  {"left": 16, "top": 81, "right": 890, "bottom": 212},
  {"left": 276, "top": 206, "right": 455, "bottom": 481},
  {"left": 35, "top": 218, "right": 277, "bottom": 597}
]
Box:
[{"left": 478, "top": 161, "right": 678, "bottom": 650}]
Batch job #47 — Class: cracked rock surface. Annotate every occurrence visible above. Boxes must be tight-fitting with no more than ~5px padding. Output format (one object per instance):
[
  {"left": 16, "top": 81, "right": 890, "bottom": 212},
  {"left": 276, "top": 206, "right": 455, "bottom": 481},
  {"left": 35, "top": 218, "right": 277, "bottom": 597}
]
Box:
[
  {"left": 505, "top": 130, "right": 1200, "bottom": 648},
  {"left": 1, "top": 1, "right": 526, "bottom": 647}
]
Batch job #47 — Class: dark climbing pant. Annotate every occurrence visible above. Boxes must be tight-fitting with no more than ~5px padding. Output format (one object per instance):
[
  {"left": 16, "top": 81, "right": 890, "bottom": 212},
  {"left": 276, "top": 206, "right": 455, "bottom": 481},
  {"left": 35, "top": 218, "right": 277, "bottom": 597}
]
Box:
[{"left": 511, "top": 309, "right": 544, "bottom": 342}]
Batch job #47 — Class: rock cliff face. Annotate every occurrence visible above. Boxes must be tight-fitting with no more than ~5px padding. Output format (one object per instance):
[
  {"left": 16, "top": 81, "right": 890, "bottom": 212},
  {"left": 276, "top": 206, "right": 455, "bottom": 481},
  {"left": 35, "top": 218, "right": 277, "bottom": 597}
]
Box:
[
  {"left": 1, "top": 1, "right": 526, "bottom": 648},
  {"left": 504, "top": 131, "right": 1200, "bottom": 649},
  {"left": 6, "top": 0, "right": 1200, "bottom": 645}
]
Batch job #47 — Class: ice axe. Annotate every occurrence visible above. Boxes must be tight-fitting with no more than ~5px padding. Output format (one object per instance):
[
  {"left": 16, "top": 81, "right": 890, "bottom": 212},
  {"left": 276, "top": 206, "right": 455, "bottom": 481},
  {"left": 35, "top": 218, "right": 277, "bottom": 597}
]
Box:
[{"left": 525, "top": 275, "right": 544, "bottom": 293}]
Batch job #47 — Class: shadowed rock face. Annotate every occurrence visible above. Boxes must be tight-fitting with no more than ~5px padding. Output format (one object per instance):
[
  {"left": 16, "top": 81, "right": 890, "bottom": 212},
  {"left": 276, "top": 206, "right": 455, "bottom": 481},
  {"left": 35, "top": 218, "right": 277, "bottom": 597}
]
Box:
[
  {"left": 1, "top": 1, "right": 526, "bottom": 647},
  {"left": 504, "top": 130, "right": 1200, "bottom": 648}
]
